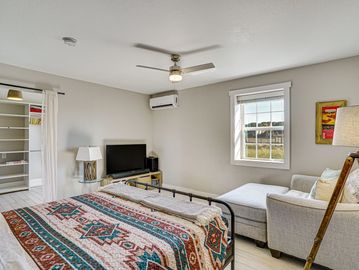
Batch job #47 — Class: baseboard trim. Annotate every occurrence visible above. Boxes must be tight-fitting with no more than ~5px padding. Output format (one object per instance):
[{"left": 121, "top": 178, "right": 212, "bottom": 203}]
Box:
[{"left": 29, "top": 178, "right": 42, "bottom": 188}]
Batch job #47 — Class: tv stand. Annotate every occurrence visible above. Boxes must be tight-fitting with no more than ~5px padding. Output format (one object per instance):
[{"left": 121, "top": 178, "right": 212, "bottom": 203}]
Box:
[{"left": 101, "top": 171, "right": 162, "bottom": 189}]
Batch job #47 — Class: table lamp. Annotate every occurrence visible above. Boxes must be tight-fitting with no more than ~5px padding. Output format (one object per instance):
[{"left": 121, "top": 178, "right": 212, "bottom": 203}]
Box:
[
  {"left": 76, "top": 146, "right": 103, "bottom": 181},
  {"left": 304, "top": 106, "right": 359, "bottom": 269}
]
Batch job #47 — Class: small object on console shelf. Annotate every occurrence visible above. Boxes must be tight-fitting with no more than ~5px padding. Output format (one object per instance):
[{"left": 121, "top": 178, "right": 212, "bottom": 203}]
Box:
[{"left": 146, "top": 156, "right": 158, "bottom": 172}]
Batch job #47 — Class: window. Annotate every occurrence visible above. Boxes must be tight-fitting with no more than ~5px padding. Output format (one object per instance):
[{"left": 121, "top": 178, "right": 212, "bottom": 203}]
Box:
[{"left": 230, "top": 82, "right": 291, "bottom": 169}]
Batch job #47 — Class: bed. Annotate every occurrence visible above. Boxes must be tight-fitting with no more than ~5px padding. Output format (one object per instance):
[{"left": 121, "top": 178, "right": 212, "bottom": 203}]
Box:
[{"left": 0, "top": 181, "right": 235, "bottom": 270}]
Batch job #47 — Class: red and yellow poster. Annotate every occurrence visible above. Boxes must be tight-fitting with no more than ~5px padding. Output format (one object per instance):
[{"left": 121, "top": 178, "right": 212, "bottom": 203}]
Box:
[
  {"left": 321, "top": 106, "right": 339, "bottom": 139},
  {"left": 316, "top": 100, "right": 347, "bottom": 144}
]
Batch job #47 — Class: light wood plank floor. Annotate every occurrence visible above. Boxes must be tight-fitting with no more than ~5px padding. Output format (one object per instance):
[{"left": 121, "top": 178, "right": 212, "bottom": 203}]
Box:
[
  {"left": 0, "top": 187, "right": 43, "bottom": 212},
  {"left": 224, "top": 236, "right": 325, "bottom": 270},
  {"left": 0, "top": 188, "right": 326, "bottom": 270}
]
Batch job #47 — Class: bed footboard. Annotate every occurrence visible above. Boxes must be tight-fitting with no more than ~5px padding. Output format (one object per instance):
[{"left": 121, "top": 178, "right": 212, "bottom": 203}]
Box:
[{"left": 126, "top": 180, "right": 236, "bottom": 270}]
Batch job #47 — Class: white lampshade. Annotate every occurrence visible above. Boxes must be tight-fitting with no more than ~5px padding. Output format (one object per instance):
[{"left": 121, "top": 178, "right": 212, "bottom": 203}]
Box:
[
  {"left": 332, "top": 106, "right": 359, "bottom": 147},
  {"left": 76, "top": 146, "right": 103, "bottom": 161}
]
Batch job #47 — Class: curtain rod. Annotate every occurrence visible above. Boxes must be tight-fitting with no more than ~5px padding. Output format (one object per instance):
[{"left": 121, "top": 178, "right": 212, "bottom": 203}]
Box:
[{"left": 0, "top": 82, "right": 65, "bottom": 95}]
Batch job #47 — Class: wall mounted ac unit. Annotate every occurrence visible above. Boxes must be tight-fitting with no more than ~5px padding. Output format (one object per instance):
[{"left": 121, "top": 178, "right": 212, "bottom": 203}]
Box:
[{"left": 149, "top": 91, "right": 179, "bottom": 110}]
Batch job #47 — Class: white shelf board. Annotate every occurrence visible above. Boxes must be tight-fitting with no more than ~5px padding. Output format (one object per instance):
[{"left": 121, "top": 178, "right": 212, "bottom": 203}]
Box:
[
  {"left": 0, "top": 113, "right": 28, "bottom": 118},
  {"left": 0, "top": 185, "right": 28, "bottom": 194},
  {"left": 0, "top": 150, "right": 29, "bottom": 154},
  {"left": 0, "top": 99, "right": 28, "bottom": 105},
  {"left": 0, "top": 173, "right": 28, "bottom": 180},
  {"left": 0, "top": 162, "right": 29, "bottom": 167},
  {"left": 0, "top": 127, "right": 29, "bottom": 130},
  {"left": 0, "top": 99, "right": 41, "bottom": 106},
  {"left": 30, "top": 103, "right": 43, "bottom": 107},
  {"left": 0, "top": 139, "right": 29, "bottom": 141}
]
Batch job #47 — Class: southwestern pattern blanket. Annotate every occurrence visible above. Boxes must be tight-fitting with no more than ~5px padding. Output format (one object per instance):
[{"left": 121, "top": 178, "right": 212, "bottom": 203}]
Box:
[{"left": 2, "top": 191, "right": 228, "bottom": 270}]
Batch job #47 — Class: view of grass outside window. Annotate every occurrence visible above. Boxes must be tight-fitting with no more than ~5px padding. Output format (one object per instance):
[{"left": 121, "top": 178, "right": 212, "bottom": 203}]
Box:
[{"left": 239, "top": 97, "right": 285, "bottom": 161}]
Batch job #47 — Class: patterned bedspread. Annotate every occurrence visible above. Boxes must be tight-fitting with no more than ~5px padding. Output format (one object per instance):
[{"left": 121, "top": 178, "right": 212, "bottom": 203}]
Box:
[{"left": 2, "top": 191, "right": 228, "bottom": 270}]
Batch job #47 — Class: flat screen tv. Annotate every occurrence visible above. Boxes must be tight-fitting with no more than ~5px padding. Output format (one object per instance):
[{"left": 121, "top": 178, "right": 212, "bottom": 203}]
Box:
[{"left": 106, "top": 144, "right": 146, "bottom": 175}]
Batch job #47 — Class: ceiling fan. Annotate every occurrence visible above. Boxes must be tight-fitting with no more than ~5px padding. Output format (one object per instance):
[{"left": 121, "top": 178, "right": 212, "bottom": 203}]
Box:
[{"left": 135, "top": 43, "right": 218, "bottom": 82}]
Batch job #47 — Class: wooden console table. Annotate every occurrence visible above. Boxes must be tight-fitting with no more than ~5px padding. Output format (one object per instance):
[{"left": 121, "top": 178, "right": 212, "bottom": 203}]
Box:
[{"left": 101, "top": 171, "right": 162, "bottom": 189}]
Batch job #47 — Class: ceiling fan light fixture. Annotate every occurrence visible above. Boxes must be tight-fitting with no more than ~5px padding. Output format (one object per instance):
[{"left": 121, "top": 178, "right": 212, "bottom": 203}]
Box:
[
  {"left": 135, "top": 46, "right": 215, "bottom": 83},
  {"left": 169, "top": 70, "right": 182, "bottom": 82},
  {"left": 7, "top": 89, "right": 23, "bottom": 101}
]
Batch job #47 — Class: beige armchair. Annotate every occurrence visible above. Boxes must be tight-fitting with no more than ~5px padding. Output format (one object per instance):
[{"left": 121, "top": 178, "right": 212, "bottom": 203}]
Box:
[{"left": 267, "top": 175, "right": 359, "bottom": 270}]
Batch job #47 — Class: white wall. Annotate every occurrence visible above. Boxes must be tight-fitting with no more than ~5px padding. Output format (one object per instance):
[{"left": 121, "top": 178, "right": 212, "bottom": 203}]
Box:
[
  {"left": 0, "top": 62, "right": 153, "bottom": 198},
  {"left": 153, "top": 56, "right": 359, "bottom": 195},
  {"left": 2, "top": 56, "right": 358, "bottom": 198}
]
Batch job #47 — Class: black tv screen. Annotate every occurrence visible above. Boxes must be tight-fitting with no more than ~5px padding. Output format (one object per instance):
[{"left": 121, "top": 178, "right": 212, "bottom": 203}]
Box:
[{"left": 106, "top": 144, "right": 146, "bottom": 174}]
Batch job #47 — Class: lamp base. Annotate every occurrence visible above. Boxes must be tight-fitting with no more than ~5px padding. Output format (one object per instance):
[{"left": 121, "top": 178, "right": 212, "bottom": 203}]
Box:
[{"left": 83, "top": 161, "right": 97, "bottom": 181}]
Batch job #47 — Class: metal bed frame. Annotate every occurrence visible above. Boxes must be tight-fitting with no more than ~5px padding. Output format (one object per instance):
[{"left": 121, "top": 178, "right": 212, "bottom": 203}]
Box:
[{"left": 126, "top": 180, "right": 235, "bottom": 270}]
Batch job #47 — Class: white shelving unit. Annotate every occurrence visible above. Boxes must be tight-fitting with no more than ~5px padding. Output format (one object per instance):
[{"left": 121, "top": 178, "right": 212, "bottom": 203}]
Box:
[
  {"left": 0, "top": 151, "right": 29, "bottom": 155},
  {"left": 29, "top": 104, "right": 42, "bottom": 188},
  {"left": 0, "top": 186, "right": 29, "bottom": 194},
  {"left": 0, "top": 173, "right": 29, "bottom": 180},
  {"left": 0, "top": 99, "right": 43, "bottom": 194},
  {"left": 0, "top": 127, "right": 29, "bottom": 129},
  {"left": 0, "top": 162, "right": 29, "bottom": 167},
  {"left": 0, "top": 139, "right": 29, "bottom": 141},
  {"left": 0, "top": 100, "right": 29, "bottom": 194},
  {"left": 0, "top": 113, "right": 28, "bottom": 118}
]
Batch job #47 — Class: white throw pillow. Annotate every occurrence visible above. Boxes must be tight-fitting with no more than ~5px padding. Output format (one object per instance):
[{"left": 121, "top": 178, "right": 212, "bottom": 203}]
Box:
[
  {"left": 321, "top": 168, "right": 342, "bottom": 180},
  {"left": 309, "top": 168, "right": 341, "bottom": 199},
  {"left": 342, "top": 169, "right": 359, "bottom": 203},
  {"left": 309, "top": 181, "right": 318, "bottom": 199},
  {"left": 286, "top": 190, "right": 310, "bottom": 199}
]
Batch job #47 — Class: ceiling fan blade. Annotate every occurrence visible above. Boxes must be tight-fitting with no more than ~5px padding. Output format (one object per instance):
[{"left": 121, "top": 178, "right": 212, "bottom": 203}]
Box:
[
  {"left": 134, "top": 43, "right": 175, "bottom": 55},
  {"left": 182, "top": 63, "right": 215, "bottom": 74},
  {"left": 135, "top": 43, "right": 221, "bottom": 56},
  {"left": 136, "top": 65, "right": 169, "bottom": 72},
  {"left": 180, "top": 45, "right": 221, "bottom": 56}
]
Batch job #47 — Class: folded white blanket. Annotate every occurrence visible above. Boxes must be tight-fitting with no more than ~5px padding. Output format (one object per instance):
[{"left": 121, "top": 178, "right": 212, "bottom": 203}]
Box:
[
  {"left": 143, "top": 195, "right": 222, "bottom": 226},
  {"left": 101, "top": 182, "right": 159, "bottom": 202},
  {"left": 101, "top": 183, "right": 222, "bottom": 226}
]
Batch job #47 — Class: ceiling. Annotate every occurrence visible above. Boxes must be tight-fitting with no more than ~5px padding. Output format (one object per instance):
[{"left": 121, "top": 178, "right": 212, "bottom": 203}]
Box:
[{"left": 0, "top": 0, "right": 359, "bottom": 94}]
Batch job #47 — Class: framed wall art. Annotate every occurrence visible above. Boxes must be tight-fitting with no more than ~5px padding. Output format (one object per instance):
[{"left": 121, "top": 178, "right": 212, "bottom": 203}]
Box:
[{"left": 316, "top": 100, "right": 347, "bottom": 144}]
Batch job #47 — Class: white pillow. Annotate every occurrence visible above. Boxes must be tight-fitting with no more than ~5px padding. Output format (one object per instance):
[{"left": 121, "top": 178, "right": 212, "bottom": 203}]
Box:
[
  {"left": 342, "top": 169, "right": 359, "bottom": 203},
  {"left": 286, "top": 190, "right": 310, "bottom": 199},
  {"left": 309, "top": 168, "right": 341, "bottom": 199}
]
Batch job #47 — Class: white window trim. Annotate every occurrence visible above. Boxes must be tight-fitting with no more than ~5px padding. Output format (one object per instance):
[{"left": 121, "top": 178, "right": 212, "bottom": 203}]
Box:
[{"left": 229, "top": 82, "right": 291, "bottom": 170}]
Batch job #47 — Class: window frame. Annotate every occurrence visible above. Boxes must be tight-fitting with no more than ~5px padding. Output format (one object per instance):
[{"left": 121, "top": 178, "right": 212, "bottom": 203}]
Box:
[{"left": 229, "top": 82, "right": 291, "bottom": 170}]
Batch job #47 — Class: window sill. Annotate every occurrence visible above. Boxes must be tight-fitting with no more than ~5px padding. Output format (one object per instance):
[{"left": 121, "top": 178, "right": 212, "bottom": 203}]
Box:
[{"left": 231, "top": 159, "right": 290, "bottom": 170}]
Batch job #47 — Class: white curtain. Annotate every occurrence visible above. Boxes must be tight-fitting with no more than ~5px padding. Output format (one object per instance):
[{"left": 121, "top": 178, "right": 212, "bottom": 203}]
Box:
[{"left": 41, "top": 90, "right": 58, "bottom": 202}]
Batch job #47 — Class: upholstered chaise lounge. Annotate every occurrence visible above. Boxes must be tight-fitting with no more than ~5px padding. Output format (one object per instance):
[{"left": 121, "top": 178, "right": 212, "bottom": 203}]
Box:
[{"left": 217, "top": 182, "right": 289, "bottom": 247}]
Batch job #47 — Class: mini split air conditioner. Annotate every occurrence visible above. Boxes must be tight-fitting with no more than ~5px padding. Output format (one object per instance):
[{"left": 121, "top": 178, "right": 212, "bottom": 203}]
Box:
[{"left": 149, "top": 91, "right": 179, "bottom": 110}]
